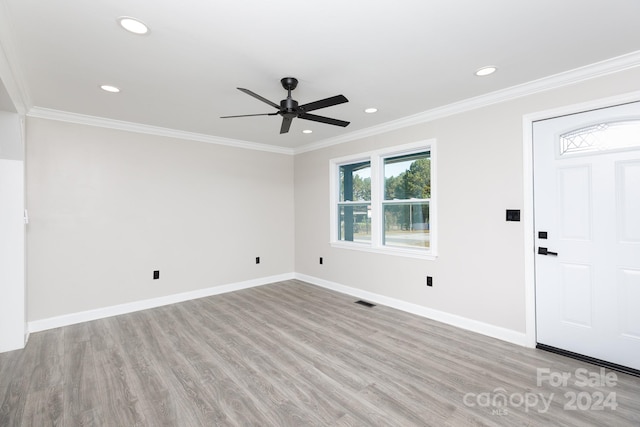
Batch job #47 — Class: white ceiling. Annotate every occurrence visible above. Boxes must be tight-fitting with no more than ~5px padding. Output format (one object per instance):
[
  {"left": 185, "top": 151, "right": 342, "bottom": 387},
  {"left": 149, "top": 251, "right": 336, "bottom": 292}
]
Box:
[{"left": 1, "top": 0, "right": 640, "bottom": 150}]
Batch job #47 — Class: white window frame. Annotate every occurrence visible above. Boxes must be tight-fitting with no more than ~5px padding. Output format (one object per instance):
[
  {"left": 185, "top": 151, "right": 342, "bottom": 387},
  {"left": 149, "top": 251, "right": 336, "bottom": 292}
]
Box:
[{"left": 329, "top": 139, "right": 437, "bottom": 260}]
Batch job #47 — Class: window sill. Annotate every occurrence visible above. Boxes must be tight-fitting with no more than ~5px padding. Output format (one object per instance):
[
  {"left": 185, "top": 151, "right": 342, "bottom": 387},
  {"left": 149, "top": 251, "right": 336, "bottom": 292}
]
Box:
[{"left": 330, "top": 241, "right": 437, "bottom": 260}]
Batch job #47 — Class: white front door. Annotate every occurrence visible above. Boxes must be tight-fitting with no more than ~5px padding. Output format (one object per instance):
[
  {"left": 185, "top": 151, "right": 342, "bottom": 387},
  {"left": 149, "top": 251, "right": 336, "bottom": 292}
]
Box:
[{"left": 533, "top": 101, "right": 640, "bottom": 371}]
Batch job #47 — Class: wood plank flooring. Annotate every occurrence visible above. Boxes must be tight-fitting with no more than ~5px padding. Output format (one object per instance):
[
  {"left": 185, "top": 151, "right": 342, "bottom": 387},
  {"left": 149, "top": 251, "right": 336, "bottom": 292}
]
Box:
[{"left": 1, "top": 279, "right": 639, "bottom": 426}]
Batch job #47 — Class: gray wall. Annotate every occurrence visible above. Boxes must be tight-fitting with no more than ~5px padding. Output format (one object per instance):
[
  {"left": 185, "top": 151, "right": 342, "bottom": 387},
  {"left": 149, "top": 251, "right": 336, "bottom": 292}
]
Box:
[
  {"left": 26, "top": 118, "right": 294, "bottom": 321},
  {"left": 0, "top": 109, "right": 22, "bottom": 160},
  {"left": 24, "top": 66, "right": 640, "bottom": 335},
  {"left": 294, "top": 67, "right": 640, "bottom": 334}
]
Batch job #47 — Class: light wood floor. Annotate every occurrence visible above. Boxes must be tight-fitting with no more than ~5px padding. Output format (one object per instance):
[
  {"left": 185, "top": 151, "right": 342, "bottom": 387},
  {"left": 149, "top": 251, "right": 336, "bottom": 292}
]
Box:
[{"left": 1, "top": 280, "right": 639, "bottom": 426}]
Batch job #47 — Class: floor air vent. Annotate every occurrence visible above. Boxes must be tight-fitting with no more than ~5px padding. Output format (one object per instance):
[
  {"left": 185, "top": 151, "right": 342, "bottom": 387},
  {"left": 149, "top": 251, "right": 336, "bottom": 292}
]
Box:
[{"left": 355, "top": 300, "right": 376, "bottom": 308}]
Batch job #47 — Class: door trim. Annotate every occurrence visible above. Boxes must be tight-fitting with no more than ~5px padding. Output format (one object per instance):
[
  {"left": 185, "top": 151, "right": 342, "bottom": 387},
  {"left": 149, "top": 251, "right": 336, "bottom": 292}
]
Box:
[{"left": 522, "top": 90, "right": 640, "bottom": 348}]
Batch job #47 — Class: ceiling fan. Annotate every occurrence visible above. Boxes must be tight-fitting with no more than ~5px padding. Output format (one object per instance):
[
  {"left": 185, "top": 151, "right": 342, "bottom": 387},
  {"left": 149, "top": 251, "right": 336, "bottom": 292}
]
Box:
[{"left": 221, "top": 77, "right": 350, "bottom": 134}]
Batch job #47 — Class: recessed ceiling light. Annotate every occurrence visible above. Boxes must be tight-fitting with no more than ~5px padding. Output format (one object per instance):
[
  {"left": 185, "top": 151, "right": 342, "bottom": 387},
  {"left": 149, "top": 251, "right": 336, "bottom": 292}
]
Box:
[
  {"left": 302, "top": 129, "right": 313, "bottom": 134},
  {"left": 118, "top": 16, "right": 149, "bottom": 35},
  {"left": 364, "top": 108, "right": 378, "bottom": 114},
  {"left": 475, "top": 66, "right": 497, "bottom": 76},
  {"left": 100, "top": 85, "right": 120, "bottom": 93}
]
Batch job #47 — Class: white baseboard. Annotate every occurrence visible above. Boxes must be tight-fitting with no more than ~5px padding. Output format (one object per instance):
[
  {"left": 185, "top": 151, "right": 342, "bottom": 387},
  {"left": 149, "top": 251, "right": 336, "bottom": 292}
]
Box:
[
  {"left": 27, "top": 271, "right": 529, "bottom": 349},
  {"left": 295, "top": 273, "right": 530, "bottom": 347},
  {"left": 28, "top": 273, "right": 295, "bottom": 333}
]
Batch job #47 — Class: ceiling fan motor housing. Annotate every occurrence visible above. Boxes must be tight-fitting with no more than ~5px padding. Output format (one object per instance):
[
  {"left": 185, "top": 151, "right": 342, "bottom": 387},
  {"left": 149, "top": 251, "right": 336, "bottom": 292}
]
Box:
[{"left": 281, "top": 98, "right": 299, "bottom": 117}]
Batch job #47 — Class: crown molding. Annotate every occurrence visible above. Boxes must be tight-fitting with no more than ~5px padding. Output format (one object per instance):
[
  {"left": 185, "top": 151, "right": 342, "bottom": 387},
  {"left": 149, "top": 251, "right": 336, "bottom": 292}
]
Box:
[
  {"left": 294, "top": 50, "right": 640, "bottom": 154},
  {"left": 22, "top": 50, "right": 640, "bottom": 156},
  {"left": 27, "top": 107, "right": 295, "bottom": 155}
]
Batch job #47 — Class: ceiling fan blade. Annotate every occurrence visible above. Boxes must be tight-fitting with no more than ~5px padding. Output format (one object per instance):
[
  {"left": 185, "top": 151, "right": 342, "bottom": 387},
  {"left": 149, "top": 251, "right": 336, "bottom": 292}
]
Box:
[
  {"left": 298, "top": 113, "right": 350, "bottom": 127},
  {"left": 237, "top": 88, "right": 280, "bottom": 109},
  {"left": 220, "top": 112, "right": 279, "bottom": 118},
  {"left": 299, "top": 95, "right": 348, "bottom": 112},
  {"left": 280, "top": 117, "right": 293, "bottom": 134}
]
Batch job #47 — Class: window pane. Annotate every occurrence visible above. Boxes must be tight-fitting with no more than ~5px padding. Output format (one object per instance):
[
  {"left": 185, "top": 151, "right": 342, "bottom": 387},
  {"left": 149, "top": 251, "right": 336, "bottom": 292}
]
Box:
[
  {"left": 383, "top": 202, "right": 430, "bottom": 248},
  {"left": 340, "top": 162, "right": 371, "bottom": 202},
  {"left": 384, "top": 152, "right": 430, "bottom": 200},
  {"left": 338, "top": 204, "right": 371, "bottom": 243},
  {"left": 560, "top": 120, "right": 640, "bottom": 156}
]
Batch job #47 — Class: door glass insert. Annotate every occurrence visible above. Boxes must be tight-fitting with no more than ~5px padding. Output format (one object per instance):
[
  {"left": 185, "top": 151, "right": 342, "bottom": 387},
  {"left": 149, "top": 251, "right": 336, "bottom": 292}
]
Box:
[{"left": 559, "top": 120, "right": 640, "bottom": 156}]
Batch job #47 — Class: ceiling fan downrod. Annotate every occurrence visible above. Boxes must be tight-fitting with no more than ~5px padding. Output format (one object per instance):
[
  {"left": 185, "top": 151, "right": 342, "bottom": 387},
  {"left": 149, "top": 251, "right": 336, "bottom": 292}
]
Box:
[{"left": 280, "top": 77, "right": 298, "bottom": 115}]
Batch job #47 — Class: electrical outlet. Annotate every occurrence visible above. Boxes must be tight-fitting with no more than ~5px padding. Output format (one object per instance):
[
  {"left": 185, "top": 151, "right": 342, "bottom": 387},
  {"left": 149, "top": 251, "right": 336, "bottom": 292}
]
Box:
[
  {"left": 153, "top": 270, "right": 160, "bottom": 280},
  {"left": 256, "top": 257, "right": 260, "bottom": 264},
  {"left": 426, "top": 276, "right": 433, "bottom": 287},
  {"left": 319, "top": 257, "right": 323, "bottom": 265}
]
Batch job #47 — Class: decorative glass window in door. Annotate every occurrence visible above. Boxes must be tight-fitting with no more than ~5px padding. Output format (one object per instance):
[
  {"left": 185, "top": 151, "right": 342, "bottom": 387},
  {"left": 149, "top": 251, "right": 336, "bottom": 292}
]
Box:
[{"left": 560, "top": 120, "right": 640, "bottom": 156}]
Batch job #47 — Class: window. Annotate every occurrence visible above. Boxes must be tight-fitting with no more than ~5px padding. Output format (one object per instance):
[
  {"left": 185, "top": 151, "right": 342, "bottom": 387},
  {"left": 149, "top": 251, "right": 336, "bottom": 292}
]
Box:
[
  {"left": 559, "top": 120, "right": 640, "bottom": 156},
  {"left": 338, "top": 161, "right": 371, "bottom": 243},
  {"left": 383, "top": 152, "right": 431, "bottom": 249},
  {"left": 331, "top": 140, "right": 436, "bottom": 259}
]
